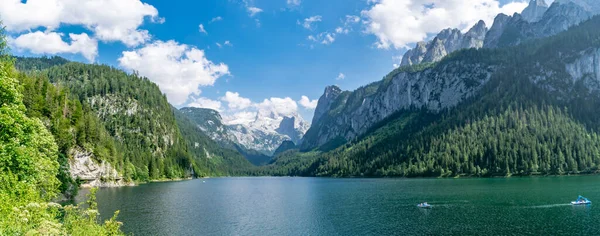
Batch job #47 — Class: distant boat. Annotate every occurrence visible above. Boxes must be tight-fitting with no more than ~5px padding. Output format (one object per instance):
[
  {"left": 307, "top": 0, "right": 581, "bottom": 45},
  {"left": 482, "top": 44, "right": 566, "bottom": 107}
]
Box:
[
  {"left": 571, "top": 196, "right": 591, "bottom": 205},
  {"left": 417, "top": 202, "right": 432, "bottom": 208}
]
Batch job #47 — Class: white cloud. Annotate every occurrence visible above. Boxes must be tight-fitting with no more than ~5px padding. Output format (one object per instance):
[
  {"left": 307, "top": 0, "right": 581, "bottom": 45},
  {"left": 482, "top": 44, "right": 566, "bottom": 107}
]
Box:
[
  {"left": 188, "top": 97, "right": 222, "bottom": 111},
  {"left": 199, "top": 24, "right": 207, "bottom": 34},
  {"left": 248, "top": 7, "right": 263, "bottom": 17},
  {"left": 321, "top": 33, "right": 335, "bottom": 45},
  {"left": 217, "top": 92, "right": 303, "bottom": 126},
  {"left": 335, "top": 73, "right": 345, "bottom": 80},
  {"left": 299, "top": 15, "right": 322, "bottom": 30},
  {"left": 118, "top": 40, "right": 230, "bottom": 105},
  {"left": 209, "top": 16, "right": 223, "bottom": 23},
  {"left": 362, "top": 0, "right": 529, "bottom": 49},
  {"left": 0, "top": 0, "right": 160, "bottom": 47},
  {"left": 335, "top": 15, "right": 360, "bottom": 34},
  {"left": 224, "top": 41, "right": 233, "bottom": 46},
  {"left": 255, "top": 97, "right": 298, "bottom": 118},
  {"left": 287, "top": 0, "right": 301, "bottom": 6},
  {"left": 221, "top": 91, "right": 252, "bottom": 110},
  {"left": 10, "top": 31, "right": 98, "bottom": 62},
  {"left": 298, "top": 96, "right": 318, "bottom": 109},
  {"left": 216, "top": 42, "right": 222, "bottom": 48},
  {"left": 307, "top": 32, "right": 336, "bottom": 45}
]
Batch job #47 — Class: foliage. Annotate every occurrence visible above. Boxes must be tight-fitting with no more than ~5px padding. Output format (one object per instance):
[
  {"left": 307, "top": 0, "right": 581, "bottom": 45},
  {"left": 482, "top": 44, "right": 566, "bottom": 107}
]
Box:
[
  {"left": 265, "top": 15, "right": 600, "bottom": 178},
  {"left": 0, "top": 30, "right": 123, "bottom": 233}
]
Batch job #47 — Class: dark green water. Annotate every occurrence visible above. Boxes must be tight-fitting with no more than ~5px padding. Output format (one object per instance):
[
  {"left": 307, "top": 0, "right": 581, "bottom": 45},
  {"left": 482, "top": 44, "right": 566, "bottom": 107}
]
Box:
[{"left": 81, "top": 176, "right": 600, "bottom": 235}]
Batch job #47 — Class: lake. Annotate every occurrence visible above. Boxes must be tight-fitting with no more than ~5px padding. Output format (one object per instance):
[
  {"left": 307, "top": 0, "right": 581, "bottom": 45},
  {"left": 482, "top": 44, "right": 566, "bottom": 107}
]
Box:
[{"left": 80, "top": 176, "right": 600, "bottom": 235}]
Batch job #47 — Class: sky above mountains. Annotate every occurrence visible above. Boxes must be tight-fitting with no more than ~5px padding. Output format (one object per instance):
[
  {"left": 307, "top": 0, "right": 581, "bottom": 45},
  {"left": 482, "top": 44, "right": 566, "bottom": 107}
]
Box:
[{"left": 2, "top": 0, "right": 540, "bottom": 123}]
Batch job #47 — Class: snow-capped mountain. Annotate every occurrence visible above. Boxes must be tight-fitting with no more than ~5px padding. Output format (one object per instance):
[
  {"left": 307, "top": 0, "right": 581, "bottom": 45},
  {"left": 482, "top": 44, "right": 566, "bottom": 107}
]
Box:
[{"left": 180, "top": 107, "right": 309, "bottom": 155}]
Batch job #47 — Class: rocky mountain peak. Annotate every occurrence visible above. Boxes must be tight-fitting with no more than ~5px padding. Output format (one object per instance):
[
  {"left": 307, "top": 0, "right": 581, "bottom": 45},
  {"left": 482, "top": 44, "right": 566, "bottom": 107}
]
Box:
[
  {"left": 400, "top": 21, "right": 488, "bottom": 67},
  {"left": 521, "top": 0, "right": 549, "bottom": 22},
  {"left": 312, "top": 85, "right": 342, "bottom": 124}
]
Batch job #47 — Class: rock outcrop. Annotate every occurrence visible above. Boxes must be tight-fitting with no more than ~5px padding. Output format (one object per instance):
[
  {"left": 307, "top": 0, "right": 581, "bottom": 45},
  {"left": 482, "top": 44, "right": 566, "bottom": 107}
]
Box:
[
  {"left": 521, "top": 0, "right": 549, "bottom": 22},
  {"left": 400, "top": 21, "right": 487, "bottom": 67},
  {"left": 484, "top": 1, "right": 594, "bottom": 48},
  {"left": 68, "top": 148, "right": 133, "bottom": 188},
  {"left": 302, "top": 62, "right": 496, "bottom": 149},
  {"left": 312, "top": 85, "right": 342, "bottom": 124}
]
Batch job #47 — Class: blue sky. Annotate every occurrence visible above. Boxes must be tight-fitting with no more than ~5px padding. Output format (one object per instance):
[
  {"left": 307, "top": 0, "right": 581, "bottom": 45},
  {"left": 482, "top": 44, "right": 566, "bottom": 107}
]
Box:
[{"left": 4, "top": 0, "right": 532, "bottom": 122}]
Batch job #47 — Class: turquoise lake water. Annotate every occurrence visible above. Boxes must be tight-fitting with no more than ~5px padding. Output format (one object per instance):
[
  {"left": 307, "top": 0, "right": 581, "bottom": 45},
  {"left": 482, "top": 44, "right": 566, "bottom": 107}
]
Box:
[{"left": 82, "top": 176, "right": 600, "bottom": 235}]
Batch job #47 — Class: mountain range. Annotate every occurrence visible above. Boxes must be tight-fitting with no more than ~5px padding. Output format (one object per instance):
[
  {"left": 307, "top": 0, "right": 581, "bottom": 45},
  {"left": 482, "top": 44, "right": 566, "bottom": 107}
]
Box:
[
  {"left": 305, "top": 0, "right": 600, "bottom": 151},
  {"left": 179, "top": 107, "right": 309, "bottom": 156},
  {"left": 263, "top": 0, "right": 600, "bottom": 177}
]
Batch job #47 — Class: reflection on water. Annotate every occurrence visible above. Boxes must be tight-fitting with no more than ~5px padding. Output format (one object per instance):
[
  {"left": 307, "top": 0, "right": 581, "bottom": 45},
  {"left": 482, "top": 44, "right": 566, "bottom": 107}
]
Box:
[{"left": 84, "top": 176, "right": 600, "bottom": 235}]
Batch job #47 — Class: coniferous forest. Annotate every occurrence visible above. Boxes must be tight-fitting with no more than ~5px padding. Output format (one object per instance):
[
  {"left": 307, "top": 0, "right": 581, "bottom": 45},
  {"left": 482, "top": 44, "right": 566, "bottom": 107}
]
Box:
[{"left": 257, "top": 15, "right": 600, "bottom": 178}]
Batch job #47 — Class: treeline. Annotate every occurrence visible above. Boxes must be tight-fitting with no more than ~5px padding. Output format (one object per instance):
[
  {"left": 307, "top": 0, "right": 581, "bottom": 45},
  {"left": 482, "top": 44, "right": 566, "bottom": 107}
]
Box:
[
  {"left": 1, "top": 41, "right": 123, "bottom": 234},
  {"left": 262, "top": 14, "right": 600, "bottom": 178},
  {"left": 15, "top": 57, "right": 253, "bottom": 184},
  {"left": 17, "top": 69, "right": 119, "bottom": 197}
]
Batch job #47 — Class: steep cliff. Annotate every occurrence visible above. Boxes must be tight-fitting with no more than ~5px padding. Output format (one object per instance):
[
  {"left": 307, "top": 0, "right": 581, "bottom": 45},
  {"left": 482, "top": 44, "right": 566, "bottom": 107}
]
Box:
[
  {"left": 400, "top": 21, "right": 487, "bottom": 67},
  {"left": 302, "top": 61, "right": 496, "bottom": 150},
  {"left": 521, "top": 0, "right": 549, "bottom": 22},
  {"left": 272, "top": 15, "right": 600, "bottom": 177},
  {"left": 484, "top": 1, "right": 594, "bottom": 48}
]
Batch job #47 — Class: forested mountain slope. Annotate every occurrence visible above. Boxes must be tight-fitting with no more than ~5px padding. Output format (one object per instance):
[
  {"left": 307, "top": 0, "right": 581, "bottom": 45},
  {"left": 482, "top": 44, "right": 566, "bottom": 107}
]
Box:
[
  {"left": 14, "top": 58, "right": 253, "bottom": 188},
  {"left": 270, "top": 15, "right": 600, "bottom": 177},
  {"left": 1, "top": 41, "right": 123, "bottom": 235}
]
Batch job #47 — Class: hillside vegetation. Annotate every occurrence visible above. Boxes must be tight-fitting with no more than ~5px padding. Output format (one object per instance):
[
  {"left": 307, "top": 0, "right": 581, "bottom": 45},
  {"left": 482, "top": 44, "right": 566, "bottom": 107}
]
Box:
[{"left": 263, "top": 15, "right": 600, "bottom": 177}]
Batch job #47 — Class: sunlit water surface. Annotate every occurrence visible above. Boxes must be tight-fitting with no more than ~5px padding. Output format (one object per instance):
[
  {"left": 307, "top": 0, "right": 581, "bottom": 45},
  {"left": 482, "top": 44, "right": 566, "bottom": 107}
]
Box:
[{"left": 78, "top": 176, "right": 600, "bottom": 235}]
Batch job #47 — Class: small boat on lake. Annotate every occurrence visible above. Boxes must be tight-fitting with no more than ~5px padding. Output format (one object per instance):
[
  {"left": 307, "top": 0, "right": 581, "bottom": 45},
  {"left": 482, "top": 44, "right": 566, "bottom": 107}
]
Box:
[
  {"left": 571, "top": 196, "right": 591, "bottom": 205},
  {"left": 417, "top": 202, "right": 432, "bottom": 208}
]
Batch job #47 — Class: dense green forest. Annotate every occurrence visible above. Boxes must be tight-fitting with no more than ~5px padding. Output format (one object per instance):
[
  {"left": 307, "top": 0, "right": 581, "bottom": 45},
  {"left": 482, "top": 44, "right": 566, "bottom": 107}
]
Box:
[
  {"left": 14, "top": 57, "right": 254, "bottom": 184},
  {"left": 0, "top": 32, "right": 123, "bottom": 234},
  {"left": 261, "top": 15, "right": 600, "bottom": 177}
]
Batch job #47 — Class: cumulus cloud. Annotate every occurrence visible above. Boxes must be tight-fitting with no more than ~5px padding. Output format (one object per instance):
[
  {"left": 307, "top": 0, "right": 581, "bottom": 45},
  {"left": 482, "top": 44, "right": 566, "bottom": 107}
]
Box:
[
  {"left": 362, "top": 0, "right": 529, "bottom": 49},
  {"left": 0, "top": 0, "right": 160, "bottom": 47},
  {"left": 217, "top": 91, "right": 306, "bottom": 125},
  {"left": 335, "top": 73, "right": 345, "bottom": 80},
  {"left": 299, "top": 15, "right": 322, "bottom": 30},
  {"left": 221, "top": 92, "right": 252, "bottom": 110},
  {"left": 199, "top": 24, "right": 207, "bottom": 34},
  {"left": 118, "top": 40, "right": 230, "bottom": 105},
  {"left": 255, "top": 97, "right": 298, "bottom": 118},
  {"left": 298, "top": 96, "right": 318, "bottom": 109},
  {"left": 188, "top": 97, "right": 222, "bottom": 111},
  {"left": 10, "top": 31, "right": 98, "bottom": 62}
]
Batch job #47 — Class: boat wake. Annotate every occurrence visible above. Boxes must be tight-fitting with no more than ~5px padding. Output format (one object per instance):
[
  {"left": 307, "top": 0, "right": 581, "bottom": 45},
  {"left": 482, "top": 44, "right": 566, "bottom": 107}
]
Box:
[{"left": 525, "top": 203, "right": 571, "bottom": 209}]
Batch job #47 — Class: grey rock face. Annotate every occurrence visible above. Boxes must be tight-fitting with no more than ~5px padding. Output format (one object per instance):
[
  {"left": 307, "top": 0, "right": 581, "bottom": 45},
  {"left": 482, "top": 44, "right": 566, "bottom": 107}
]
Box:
[
  {"left": 483, "top": 13, "right": 513, "bottom": 48},
  {"left": 276, "top": 116, "right": 303, "bottom": 144},
  {"left": 312, "top": 85, "right": 342, "bottom": 124},
  {"left": 400, "top": 21, "right": 488, "bottom": 67},
  {"left": 303, "top": 62, "right": 496, "bottom": 149},
  {"left": 484, "top": 2, "right": 594, "bottom": 48},
  {"left": 521, "top": 0, "right": 549, "bottom": 22},
  {"left": 68, "top": 148, "right": 133, "bottom": 188}
]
